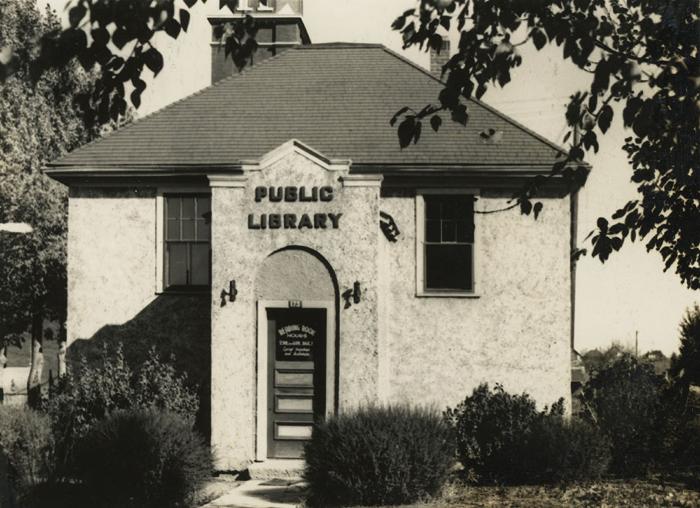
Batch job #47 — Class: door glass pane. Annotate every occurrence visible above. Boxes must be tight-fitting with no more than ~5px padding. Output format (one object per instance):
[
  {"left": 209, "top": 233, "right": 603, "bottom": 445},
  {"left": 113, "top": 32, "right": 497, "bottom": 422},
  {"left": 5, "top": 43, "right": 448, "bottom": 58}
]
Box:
[
  {"left": 167, "top": 243, "right": 188, "bottom": 287},
  {"left": 425, "top": 244, "right": 472, "bottom": 290},
  {"left": 190, "top": 244, "right": 210, "bottom": 285}
]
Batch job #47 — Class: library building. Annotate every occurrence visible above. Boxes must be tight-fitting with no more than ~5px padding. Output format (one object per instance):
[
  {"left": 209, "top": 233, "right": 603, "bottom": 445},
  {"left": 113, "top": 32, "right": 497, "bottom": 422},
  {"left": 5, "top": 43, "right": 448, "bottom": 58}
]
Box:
[{"left": 47, "top": 0, "right": 580, "bottom": 472}]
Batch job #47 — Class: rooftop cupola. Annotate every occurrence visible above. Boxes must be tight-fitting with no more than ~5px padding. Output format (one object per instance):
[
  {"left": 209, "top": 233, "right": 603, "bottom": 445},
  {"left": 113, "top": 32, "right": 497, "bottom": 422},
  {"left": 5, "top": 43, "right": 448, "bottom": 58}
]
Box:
[{"left": 209, "top": 0, "right": 311, "bottom": 83}]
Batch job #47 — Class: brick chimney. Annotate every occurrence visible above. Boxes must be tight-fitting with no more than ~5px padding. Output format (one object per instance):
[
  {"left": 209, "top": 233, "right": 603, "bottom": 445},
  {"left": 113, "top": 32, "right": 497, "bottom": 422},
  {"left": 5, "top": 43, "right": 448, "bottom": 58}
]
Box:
[
  {"left": 430, "top": 36, "right": 450, "bottom": 79},
  {"left": 209, "top": 0, "right": 311, "bottom": 84}
]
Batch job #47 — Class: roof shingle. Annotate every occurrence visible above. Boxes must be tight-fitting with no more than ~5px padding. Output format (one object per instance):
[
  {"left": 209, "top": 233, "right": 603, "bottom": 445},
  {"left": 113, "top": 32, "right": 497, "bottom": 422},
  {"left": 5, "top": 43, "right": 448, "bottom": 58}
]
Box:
[{"left": 48, "top": 43, "right": 566, "bottom": 171}]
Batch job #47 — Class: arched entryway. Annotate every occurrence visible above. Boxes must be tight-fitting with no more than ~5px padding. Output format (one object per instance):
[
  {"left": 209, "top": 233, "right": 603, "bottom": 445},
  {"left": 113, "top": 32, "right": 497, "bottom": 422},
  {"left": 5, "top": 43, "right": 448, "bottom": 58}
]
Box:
[{"left": 254, "top": 246, "right": 338, "bottom": 460}]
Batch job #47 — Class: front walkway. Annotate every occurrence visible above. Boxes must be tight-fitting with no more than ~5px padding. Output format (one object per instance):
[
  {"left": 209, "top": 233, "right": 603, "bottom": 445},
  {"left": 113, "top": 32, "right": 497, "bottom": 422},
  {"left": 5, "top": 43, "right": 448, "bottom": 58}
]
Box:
[{"left": 202, "top": 479, "right": 306, "bottom": 508}]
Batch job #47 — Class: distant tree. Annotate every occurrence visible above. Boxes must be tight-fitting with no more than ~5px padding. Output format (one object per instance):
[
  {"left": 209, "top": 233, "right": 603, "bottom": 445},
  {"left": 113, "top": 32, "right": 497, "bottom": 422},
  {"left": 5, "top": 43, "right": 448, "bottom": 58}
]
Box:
[
  {"left": 670, "top": 304, "right": 700, "bottom": 387},
  {"left": 0, "top": 0, "right": 101, "bottom": 402},
  {"left": 582, "top": 342, "right": 635, "bottom": 374}
]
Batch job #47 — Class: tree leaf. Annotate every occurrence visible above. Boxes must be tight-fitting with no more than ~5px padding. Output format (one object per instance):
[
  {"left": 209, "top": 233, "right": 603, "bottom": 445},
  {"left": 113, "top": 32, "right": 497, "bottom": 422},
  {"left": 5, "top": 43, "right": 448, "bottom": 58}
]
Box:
[
  {"left": 397, "top": 116, "right": 416, "bottom": 148},
  {"left": 390, "top": 106, "right": 410, "bottom": 127},
  {"left": 164, "top": 19, "right": 181, "bottom": 39},
  {"left": 533, "top": 202, "right": 544, "bottom": 219},
  {"left": 143, "top": 47, "right": 164, "bottom": 76},
  {"left": 69, "top": 4, "right": 87, "bottom": 28},
  {"left": 180, "top": 9, "right": 191, "bottom": 32},
  {"left": 430, "top": 114, "right": 442, "bottom": 132},
  {"left": 532, "top": 29, "right": 546, "bottom": 50},
  {"left": 598, "top": 104, "right": 613, "bottom": 134}
]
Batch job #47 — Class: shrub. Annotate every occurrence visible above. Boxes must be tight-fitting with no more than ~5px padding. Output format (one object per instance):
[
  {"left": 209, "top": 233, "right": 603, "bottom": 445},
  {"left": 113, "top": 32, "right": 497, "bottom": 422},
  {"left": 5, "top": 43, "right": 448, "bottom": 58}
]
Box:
[
  {"left": 580, "top": 354, "right": 664, "bottom": 476},
  {"left": 0, "top": 406, "right": 54, "bottom": 499},
  {"left": 445, "top": 383, "right": 541, "bottom": 482},
  {"left": 77, "top": 409, "right": 212, "bottom": 508},
  {"left": 447, "top": 383, "right": 611, "bottom": 484},
  {"left": 304, "top": 405, "right": 453, "bottom": 507},
  {"left": 45, "top": 344, "right": 198, "bottom": 477},
  {"left": 524, "top": 417, "right": 611, "bottom": 483}
]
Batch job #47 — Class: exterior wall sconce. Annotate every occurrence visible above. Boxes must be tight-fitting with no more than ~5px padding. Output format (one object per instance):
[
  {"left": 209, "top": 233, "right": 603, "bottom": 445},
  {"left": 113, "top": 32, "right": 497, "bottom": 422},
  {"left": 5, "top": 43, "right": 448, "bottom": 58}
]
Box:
[
  {"left": 342, "top": 281, "right": 362, "bottom": 309},
  {"left": 220, "top": 280, "right": 238, "bottom": 307}
]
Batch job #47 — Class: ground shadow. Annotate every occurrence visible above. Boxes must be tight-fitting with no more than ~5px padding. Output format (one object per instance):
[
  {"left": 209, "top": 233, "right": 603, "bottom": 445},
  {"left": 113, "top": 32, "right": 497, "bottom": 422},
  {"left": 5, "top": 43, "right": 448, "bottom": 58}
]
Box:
[{"left": 67, "top": 294, "right": 211, "bottom": 439}]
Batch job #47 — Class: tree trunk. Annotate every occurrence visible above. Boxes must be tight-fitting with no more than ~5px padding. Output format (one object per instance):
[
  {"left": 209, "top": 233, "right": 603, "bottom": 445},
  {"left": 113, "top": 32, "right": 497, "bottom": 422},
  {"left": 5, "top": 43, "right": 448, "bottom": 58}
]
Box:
[
  {"left": 0, "top": 344, "right": 6, "bottom": 404},
  {"left": 27, "top": 314, "right": 43, "bottom": 408},
  {"left": 57, "top": 331, "right": 66, "bottom": 378}
]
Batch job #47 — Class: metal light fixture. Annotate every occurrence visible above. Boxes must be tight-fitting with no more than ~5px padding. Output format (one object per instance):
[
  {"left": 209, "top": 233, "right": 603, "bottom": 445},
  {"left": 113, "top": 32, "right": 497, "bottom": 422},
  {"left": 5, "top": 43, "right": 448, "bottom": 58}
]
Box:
[{"left": 220, "top": 280, "right": 238, "bottom": 307}]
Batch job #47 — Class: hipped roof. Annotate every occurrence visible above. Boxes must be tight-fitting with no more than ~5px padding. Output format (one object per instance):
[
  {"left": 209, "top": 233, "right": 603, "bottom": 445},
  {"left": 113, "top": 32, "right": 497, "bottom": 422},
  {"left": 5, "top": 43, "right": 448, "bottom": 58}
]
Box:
[{"left": 48, "top": 43, "right": 568, "bottom": 174}]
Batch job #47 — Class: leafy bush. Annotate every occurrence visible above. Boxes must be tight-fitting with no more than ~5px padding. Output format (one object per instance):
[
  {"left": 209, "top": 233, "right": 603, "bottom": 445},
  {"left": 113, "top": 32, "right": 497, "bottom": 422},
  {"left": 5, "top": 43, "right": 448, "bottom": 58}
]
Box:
[
  {"left": 445, "top": 383, "right": 541, "bottom": 482},
  {"left": 44, "top": 343, "right": 198, "bottom": 478},
  {"left": 0, "top": 406, "right": 54, "bottom": 499},
  {"left": 580, "top": 354, "right": 663, "bottom": 476},
  {"left": 77, "top": 409, "right": 212, "bottom": 508},
  {"left": 304, "top": 405, "right": 453, "bottom": 507},
  {"left": 447, "top": 383, "right": 610, "bottom": 484},
  {"left": 524, "top": 416, "right": 611, "bottom": 483}
]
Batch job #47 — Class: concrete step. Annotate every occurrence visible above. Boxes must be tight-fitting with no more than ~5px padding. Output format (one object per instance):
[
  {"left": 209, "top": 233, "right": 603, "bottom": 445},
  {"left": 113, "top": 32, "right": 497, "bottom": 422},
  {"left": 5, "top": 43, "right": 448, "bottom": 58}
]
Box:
[{"left": 247, "top": 459, "right": 305, "bottom": 481}]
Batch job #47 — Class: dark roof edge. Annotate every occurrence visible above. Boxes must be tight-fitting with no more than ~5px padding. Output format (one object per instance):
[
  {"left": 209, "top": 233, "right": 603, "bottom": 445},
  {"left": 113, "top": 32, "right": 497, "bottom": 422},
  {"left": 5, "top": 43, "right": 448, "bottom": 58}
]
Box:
[{"left": 378, "top": 45, "right": 573, "bottom": 158}]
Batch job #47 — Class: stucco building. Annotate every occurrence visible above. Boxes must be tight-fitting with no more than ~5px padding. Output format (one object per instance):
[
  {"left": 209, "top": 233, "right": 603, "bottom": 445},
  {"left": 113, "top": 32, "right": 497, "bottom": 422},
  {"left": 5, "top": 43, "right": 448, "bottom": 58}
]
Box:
[{"left": 47, "top": 1, "right": 582, "bottom": 472}]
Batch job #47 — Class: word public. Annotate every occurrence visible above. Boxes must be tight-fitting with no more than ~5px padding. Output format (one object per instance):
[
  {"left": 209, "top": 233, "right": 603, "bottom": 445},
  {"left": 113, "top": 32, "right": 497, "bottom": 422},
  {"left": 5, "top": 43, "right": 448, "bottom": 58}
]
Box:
[{"left": 248, "top": 185, "right": 342, "bottom": 230}]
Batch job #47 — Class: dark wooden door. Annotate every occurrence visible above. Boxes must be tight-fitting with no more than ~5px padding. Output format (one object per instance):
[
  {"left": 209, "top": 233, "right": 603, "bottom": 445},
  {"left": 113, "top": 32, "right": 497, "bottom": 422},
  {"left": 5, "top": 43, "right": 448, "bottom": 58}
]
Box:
[{"left": 267, "top": 307, "right": 326, "bottom": 459}]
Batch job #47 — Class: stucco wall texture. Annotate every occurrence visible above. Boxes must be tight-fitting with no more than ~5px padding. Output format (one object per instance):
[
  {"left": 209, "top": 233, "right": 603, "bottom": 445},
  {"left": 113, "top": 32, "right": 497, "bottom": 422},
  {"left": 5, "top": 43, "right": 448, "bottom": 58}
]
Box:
[
  {"left": 210, "top": 150, "right": 381, "bottom": 469},
  {"left": 378, "top": 194, "right": 572, "bottom": 414},
  {"left": 64, "top": 149, "right": 571, "bottom": 472},
  {"left": 67, "top": 188, "right": 157, "bottom": 343}
]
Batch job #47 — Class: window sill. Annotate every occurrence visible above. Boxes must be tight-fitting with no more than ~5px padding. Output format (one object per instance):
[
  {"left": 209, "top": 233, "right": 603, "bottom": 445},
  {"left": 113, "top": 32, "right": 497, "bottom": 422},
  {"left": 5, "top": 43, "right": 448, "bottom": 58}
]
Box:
[
  {"left": 416, "top": 290, "right": 481, "bottom": 299},
  {"left": 156, "top": 288, "right": 211, "bottom": 296}
]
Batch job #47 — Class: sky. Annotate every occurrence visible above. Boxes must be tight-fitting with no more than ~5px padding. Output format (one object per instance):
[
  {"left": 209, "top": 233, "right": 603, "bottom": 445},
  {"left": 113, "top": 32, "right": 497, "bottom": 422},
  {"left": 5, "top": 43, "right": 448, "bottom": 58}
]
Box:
[{"left": 44, "top": 0, "right": 698, "bottom": 355}]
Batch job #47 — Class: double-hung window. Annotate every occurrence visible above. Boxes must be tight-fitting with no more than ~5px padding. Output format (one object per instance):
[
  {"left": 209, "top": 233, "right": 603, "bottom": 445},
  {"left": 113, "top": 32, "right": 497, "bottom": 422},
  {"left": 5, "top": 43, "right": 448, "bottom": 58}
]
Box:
[
  {"left": 164, "top": 195, "right": 211, "bottom": 289},
  {"left": 418, "top": 193, "right": 476, "bottom": 295}
]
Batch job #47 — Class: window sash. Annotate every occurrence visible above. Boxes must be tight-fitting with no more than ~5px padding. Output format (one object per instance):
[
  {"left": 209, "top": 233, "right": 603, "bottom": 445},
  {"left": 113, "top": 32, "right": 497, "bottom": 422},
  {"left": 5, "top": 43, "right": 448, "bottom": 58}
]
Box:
[
  {"left": 164, "top": 195, "right": 211, "bottom": 289},
  {"left": 422, "top": 194, "right": 475, "bottom": 293}
]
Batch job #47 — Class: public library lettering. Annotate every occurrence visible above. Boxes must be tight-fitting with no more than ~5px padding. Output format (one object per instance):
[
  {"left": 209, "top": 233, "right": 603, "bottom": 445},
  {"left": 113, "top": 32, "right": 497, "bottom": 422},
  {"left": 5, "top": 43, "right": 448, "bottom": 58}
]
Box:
[{"left": 248, "top": 185, "right": 342, "bottom": 230}]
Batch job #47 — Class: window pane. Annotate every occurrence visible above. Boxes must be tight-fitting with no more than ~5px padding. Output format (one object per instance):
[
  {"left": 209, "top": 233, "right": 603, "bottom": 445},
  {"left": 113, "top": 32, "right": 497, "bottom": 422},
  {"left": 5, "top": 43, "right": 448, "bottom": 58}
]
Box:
[
  {"left": 190, "top": 244, "right": 210, "bottom": 285},
  {"left": 425, "top": 220, "right": 441, "bottom": 242},
  {"left": 198, "top": 196, "right": 211, "bottom": 217},
  {"left": 166, "top": 197, "right": 180, "bottom": 219},
  {"left": 441, "top": 220, "right": 456, "bottom": 242},
  {"left": 456, "top": 220, "right": 474, "bottom": 243},
  {"left": 425, "top": 199, "right": 441, "bottom": 219},
  {"left": 167, "top": 243, "right": 188, "bottom": 287},
  {"left": 425, "top": 244, "right": 472, "bottom": 290},
  {"left": 181, "top": 197, "right": 195, "bottom": 219},
  {"left": 442, "top": 199, "right": 457, "bottom": 219},
  {"left": 181, "top": 219, "right": 195, "bottom": 240},
  {"left": 196, "top": 220, "right": 210, "bottom": 241},
  {"left": 166, "top": 218, "right": 180, "bottom": 240}
]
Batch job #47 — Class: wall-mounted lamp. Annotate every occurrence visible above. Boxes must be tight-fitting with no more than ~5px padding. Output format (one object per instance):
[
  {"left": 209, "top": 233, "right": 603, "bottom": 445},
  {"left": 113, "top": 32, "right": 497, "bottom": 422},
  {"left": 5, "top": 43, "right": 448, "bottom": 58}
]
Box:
[
  {"left": 342, "top": 281, "right": 362, "bottom": 309},
  {"left": 220, "top": 280, "right": 238, "bottom": 307}
]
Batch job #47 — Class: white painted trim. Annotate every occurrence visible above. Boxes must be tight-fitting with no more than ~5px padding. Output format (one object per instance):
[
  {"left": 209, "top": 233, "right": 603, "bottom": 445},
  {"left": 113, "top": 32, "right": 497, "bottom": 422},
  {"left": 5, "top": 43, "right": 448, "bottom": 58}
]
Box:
[
  {"left": 241, "top": 139, "right": 351, "bottom": 172},
  {"left": 340, "top": 174, "right": 383, "bottom": 188},
  {"left": 155, "top": 186, "right": 211, "bottom": 293},
  {"left": 415, "top": 189, "right": 482, "bottom": 298},
  {"left": 208, "top": 174, "right": 248, "bottom": 188},
  {"left": 256, "top": 299, "right": 336, "bottom": 461}
]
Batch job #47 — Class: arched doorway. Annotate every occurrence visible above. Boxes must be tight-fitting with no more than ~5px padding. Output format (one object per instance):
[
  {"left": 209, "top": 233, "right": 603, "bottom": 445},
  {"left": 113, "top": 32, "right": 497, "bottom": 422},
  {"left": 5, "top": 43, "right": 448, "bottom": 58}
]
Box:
[{"left": 254, "top": 247, "right": 338, "bottom": 460}]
